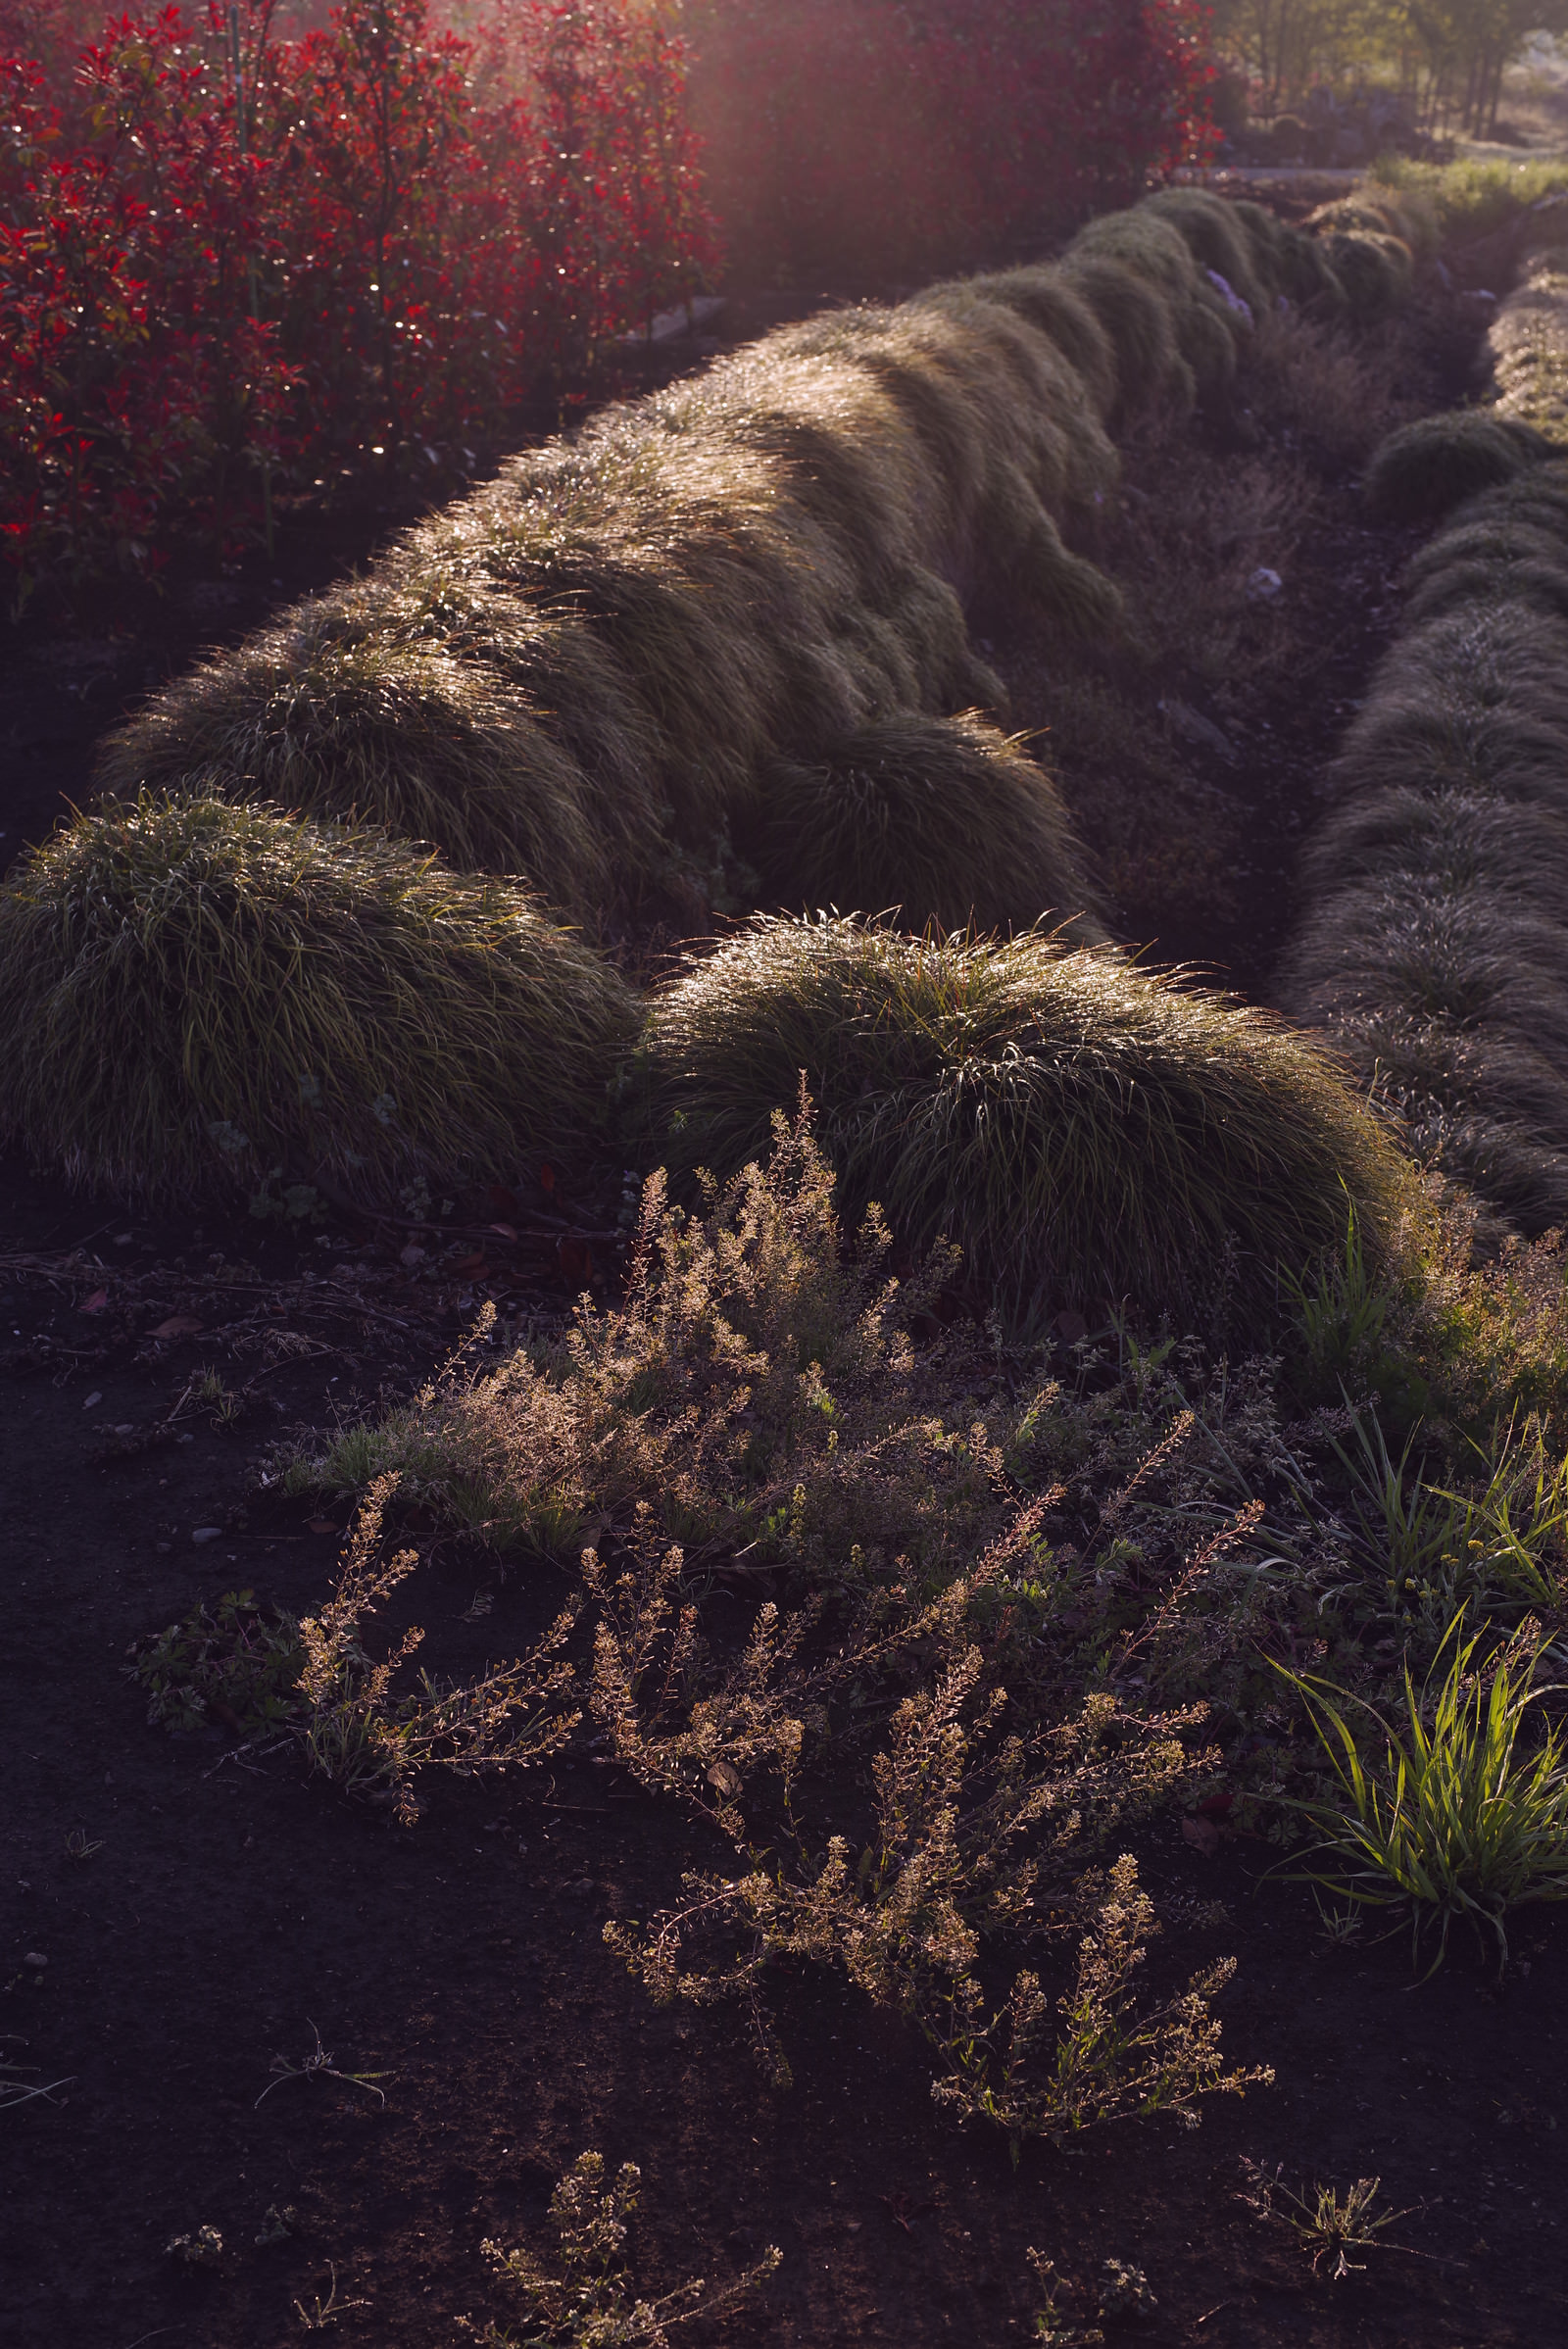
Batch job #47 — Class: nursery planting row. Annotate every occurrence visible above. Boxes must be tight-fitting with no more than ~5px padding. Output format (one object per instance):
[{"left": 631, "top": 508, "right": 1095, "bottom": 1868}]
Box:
[
  {"left": 1286, "top": 191, "right": 1568, "bottom": 1234},
  {"left": 0, "top": 182, "right": 1429, "bottom": 1342},
  {"left": 15, "top": 162, "right": 1568, "bottom": 2349}
]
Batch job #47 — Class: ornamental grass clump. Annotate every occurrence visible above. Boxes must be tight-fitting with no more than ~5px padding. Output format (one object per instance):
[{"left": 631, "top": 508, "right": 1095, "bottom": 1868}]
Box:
[
  {"left": 639, "top": 916, "right": 1407, "bottom": 1333},
  {"left": 0, "top": 795, "right": 639, "bottom": 1204},
  {"left": 755, "top": 710, "right": 1101, "bottom": 936},
  {"left": 1363, "top": 412, "right": 1553, "bottom": 525},
  {"left": 1284, "top": 470, "right": 1568, "bottom": 1228}
]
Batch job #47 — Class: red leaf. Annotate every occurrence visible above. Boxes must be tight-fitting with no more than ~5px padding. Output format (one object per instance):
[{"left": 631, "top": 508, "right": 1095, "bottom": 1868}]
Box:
[
  {"left": 557, "top": 1236, "right": 593, "bottom": 1284},
  {"left": 79, "top": 1289, "right": 110, "bottom": 1315},
  {"left": 485, "top": 1185, "right": 521, "bottom": 1218},
  {"left": 453, "top": 1251, "right": 488, "bottom": 1275},
  {"left": 306, "top": 1517, "right": 340, "bottom": 1536},
  {"left": 538, "top": 1162, "right": 557, "bottom": 1194}
]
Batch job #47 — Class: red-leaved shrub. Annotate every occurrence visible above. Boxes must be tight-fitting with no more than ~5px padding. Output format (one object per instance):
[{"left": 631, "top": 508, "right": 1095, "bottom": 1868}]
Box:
[{"left": 0, "top": 0, "right": 713, "bottom": 605}]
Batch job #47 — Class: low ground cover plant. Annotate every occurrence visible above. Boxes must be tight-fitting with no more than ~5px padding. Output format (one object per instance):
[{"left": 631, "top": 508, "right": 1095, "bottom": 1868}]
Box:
[
  {"left": 129, "top": 1588, "right": 303, "bottom": 1736},
  {"left": 0, "top": 793, "right": 638, "bottom": 1204},
  {"left": 637, "top": 918, "right": 1409, "bottom": 1335}
]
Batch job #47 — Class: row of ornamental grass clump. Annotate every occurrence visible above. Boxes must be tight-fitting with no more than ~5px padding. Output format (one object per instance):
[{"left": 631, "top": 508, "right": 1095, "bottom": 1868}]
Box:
[
  {"left": 0, "top": 182, "right": 1436, "bottom": 1337},
  {"left": 87, "top": 180, "right": 1417, "bottom": 934},
  {"left": 1285, "top": 184, "right": 1568, "bottom": 1235}
]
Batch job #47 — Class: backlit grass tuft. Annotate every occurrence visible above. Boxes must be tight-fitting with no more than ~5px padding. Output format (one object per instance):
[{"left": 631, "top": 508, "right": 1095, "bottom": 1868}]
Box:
[
  {"left": 640, "top": 916, "right": 1406, "bottom": 1331},
  {"left": 755, "top": 710, "right": 1101, "bottom": 937},
  {"left": 0, "top": 795, "right": 639, "bottom": 1203}
]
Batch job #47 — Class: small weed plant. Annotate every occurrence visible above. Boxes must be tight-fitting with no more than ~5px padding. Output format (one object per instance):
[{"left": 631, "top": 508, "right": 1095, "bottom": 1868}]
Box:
[
  {"left": 461, "top": 2150, "right": 780, "bottom": 2347},
  {"left": 295, "top": 1479, "right": 581, "bottom": 1822},
  {"left": 1277, "top": 1618, "right": 1568, "bottom": 1974},
  {"left": 1237, "top": 2159, "right": 1412, "bottom": 2279},
  {"left": 129, "top": 1589, "right": 304, "bottom": 1737}
]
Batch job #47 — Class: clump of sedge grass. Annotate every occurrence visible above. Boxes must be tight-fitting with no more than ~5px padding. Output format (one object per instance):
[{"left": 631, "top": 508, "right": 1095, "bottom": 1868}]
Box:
[
  {"left": 755, "top": 710, "right": 1102, "bottom": 936},
  {"left": 0, "top": 794, "right": 638, "bottom": 1204},
  {"left": 1363, "top": 412, "right": 1553, "bottom": 524},
  {"left": 639, "top": 916, "right": 1410, "bottom": 1334},
  {"left": 1276, "top": 1616, "right": 1568, "bottom": 1975}
]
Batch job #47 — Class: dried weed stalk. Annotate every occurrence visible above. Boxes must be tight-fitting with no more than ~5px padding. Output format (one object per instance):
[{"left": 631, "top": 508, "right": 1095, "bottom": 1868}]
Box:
[
  {"left": 461, "top": 2150, "right": 780, "bottom": 2348},
  {"left": 296, "top": 1473, "right": 580, "bottom": 1821},
  {"left": 599, "top": 1500, "right": 1270, "bottom": 2148}
]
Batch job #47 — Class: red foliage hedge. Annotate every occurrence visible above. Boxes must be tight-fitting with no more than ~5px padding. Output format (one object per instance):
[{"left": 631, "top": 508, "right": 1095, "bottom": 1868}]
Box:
[
  {"left": 683, "top": 0, "right": 1218, "bottom": 285},
  {"left": 0, "top": 0, "right": 1216, "bottom": 603},
  {"left": 0, "top": 0, "right": 712, "bottom": 604}
]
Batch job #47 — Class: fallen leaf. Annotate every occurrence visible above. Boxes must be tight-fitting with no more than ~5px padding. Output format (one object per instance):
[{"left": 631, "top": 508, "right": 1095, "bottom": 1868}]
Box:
[
  {"left": 538, "top": 1162, "right": 557, "bottom": 1195},
  {"left": 153, "top": 1314, "right": 204, "bottom": 1341},
  {"left": 1198, "top": 1788, "right": 1234, "bottom": 1819},
  {"left": 707, "top": 1760, "right": 743, "bottom": 1797},
  {"left": 82, "top": 1390, "right": 103, "bottom": 1410},
  {"left": 557, "top": 1237, "right": 593, "bottom": 1284},
  {"left": 487, "top": 1222, "right": 517, "bottom": 1242},
  {"left": 485, "top": 1184, "right": 520, "bottom": 1218},
  {"left": 79, "top": 1289, "right": 109, "bottom": 1316},
  {"left": 306, "top": 1518, "right": 341, "bottom": 1537},
  {"left": 1182, "top": 1815, "right": 1221, "bottom": 1858},
  {"left": 399, "top": 1244, "right": 426, "bottom": 1268},
  {"left": 452, "top": 1251, "right": 488, "bottom": 1275}
]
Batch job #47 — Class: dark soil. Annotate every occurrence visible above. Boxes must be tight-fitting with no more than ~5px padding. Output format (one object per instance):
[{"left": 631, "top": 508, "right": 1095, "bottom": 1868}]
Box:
[
  {"left": 4, "top": 1169, "right": 1567, "bottom": 2347},
  {"left": 5, "top": 259, "right": 1568, "bottom": 2349}
]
